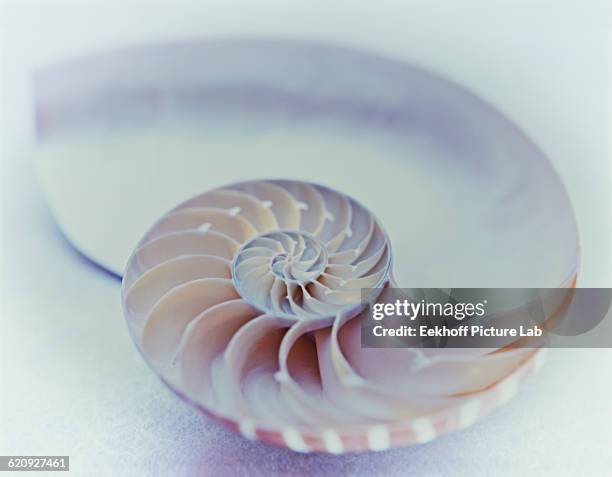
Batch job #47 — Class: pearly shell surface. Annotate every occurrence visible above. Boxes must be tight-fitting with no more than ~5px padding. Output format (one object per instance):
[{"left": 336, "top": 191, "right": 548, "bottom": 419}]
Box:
[{"left": 122, "top": 179, "right": 542, "bottom": 452}]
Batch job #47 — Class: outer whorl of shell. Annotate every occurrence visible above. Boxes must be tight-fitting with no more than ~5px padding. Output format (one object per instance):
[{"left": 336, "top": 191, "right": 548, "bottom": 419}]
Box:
[{"left": 122, "top": 179, "right": 539, "bottom": 453}]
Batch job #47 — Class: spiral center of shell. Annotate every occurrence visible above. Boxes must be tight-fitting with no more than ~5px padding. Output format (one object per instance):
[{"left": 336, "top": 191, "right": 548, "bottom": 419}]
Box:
[{"left": 232, "top": 230, "right": 329, "bottom": 315}]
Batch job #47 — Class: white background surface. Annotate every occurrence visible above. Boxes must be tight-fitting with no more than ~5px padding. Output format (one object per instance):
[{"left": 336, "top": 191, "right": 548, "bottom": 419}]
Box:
[{"left": 1, "top": 1, "right": 611, "bottom": 475}]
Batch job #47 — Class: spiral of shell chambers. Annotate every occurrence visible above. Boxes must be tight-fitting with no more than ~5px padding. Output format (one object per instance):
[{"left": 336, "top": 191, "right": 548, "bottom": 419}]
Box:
[
  {"left": 121, "top": 179, "right": 539, "bottom": 446},
  {"left": 124, "top": 179, "right": 392, "bottom": 327}
]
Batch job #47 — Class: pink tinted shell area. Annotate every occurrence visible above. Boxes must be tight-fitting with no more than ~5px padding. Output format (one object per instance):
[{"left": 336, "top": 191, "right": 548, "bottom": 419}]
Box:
[{"left": 161, "top": 347, "right": 545, "bottom": 453}]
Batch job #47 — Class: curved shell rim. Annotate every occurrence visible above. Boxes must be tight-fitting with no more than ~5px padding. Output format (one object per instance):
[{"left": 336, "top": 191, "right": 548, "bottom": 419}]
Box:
[{"left": 160, "top": 347, "right": 547, "bottom": 453}]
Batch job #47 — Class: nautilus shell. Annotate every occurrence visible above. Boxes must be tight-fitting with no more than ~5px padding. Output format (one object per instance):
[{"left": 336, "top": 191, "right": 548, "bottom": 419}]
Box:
[{"left": 122, "top": 179, "right": 545, "bottom": 453}]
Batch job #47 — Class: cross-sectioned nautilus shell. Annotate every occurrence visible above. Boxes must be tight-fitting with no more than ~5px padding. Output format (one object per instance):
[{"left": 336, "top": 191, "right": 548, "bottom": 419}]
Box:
[{"left": 122, "top": 179, "right": 544, "bottom": 453}]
